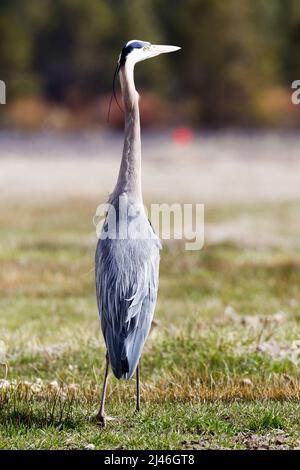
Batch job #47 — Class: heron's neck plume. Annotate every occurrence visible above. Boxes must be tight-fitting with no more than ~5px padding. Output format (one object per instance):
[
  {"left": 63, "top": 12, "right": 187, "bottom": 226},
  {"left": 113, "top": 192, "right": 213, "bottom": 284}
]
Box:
[{"left": 114, "top": 61, "right": 142, "bottom": 203}]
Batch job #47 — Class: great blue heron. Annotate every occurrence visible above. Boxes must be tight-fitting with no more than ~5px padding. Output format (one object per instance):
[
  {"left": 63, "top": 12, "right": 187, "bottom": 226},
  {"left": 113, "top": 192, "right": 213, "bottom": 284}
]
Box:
[{"left": 95, "top": 40, "right": 180, "bottom": 426}]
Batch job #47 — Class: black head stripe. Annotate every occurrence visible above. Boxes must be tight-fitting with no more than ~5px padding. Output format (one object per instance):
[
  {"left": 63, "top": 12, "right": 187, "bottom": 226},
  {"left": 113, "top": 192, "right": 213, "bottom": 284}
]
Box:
[{"left": 119, "top": 41, "right": 144, "bottom": 66}]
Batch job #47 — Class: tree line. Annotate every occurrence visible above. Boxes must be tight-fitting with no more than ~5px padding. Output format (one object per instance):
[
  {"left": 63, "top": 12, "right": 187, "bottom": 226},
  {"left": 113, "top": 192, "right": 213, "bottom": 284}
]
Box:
[{"left": 0, "top": 0, "right": 299, "bottom": 127}]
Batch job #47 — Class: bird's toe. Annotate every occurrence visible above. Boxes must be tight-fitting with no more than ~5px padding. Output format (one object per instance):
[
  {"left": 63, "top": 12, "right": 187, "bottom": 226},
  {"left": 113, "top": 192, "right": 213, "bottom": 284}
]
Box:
[{"left": 96, "top": 413, "right": 107, "bottom": 427}]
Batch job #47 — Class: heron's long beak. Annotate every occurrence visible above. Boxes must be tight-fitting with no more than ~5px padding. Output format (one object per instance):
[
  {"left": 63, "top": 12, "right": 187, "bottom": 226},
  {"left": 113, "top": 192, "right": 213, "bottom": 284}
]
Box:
[{"left": 149, "top": 44, "right": 181, "bottom": 58}]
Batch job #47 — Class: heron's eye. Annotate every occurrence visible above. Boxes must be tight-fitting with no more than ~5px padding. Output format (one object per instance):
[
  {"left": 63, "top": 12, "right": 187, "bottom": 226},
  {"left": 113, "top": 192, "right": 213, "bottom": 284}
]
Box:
[{"left": 143, "top": 45, "right": 151, "bottom": 51}]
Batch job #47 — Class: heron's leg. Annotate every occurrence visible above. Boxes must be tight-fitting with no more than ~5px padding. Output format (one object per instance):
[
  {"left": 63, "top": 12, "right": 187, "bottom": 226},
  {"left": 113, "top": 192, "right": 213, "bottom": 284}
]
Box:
[
  {"left": 136, "top": 363, "right": 140, "bottom": 412},
  {"left": 97, "top": 352, "right": 109, "bottom": 426}
]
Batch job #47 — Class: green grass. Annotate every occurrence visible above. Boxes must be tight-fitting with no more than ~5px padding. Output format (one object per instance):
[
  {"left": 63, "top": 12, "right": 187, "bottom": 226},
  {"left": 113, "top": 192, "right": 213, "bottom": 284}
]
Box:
[{"left": 0, "top": 198, "right": 300, "bottom": 449}]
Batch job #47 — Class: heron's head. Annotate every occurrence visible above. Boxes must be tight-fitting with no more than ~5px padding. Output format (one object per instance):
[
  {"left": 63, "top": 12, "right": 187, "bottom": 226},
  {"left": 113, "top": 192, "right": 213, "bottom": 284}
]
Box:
[{"left": 118, "top": 40, "right": 181, "bottom": 67}]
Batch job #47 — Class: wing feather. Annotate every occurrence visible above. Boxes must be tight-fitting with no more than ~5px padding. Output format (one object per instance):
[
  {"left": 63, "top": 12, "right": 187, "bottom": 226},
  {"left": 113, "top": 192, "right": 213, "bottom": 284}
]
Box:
[{"left": 95, "top": 209, "right": 160, "bottom": 379}]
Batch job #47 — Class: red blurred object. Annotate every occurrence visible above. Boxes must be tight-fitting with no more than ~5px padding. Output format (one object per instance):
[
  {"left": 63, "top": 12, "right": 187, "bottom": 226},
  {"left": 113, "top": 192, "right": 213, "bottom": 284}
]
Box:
[{"left": 172, "top": 126, "right": 194, "bottom": 146}]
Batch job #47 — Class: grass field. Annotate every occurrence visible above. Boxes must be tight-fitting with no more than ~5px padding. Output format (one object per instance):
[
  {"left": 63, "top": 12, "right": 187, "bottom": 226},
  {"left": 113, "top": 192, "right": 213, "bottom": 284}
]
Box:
[{"left": 0, "top": 196, "right": 299, "bottom": 450}]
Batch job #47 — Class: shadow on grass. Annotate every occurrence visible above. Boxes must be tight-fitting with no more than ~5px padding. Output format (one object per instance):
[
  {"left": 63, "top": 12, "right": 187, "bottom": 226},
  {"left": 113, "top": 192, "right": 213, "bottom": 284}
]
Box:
[
  {"left": 0, "top": 412, "right": 78, "bottom": 431},
  {"left": 0, "top": 403, "right": 90, "bottom": 431}
]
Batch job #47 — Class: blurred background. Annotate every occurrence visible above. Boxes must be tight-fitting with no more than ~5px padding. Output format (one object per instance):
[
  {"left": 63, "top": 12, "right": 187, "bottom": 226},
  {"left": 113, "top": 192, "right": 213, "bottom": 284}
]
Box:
[
  {"left": 0, "top": 0, "right": 300, "bottom": 208},
  {"left": 1, "top": 0, "right": 300, "bottom": 130}
]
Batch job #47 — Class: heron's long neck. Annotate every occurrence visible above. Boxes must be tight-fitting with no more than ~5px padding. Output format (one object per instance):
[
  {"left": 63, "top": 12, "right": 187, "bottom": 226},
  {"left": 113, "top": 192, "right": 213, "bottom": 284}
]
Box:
[{"left": 114, "top": 61, "right": 142, "bottom": 203}]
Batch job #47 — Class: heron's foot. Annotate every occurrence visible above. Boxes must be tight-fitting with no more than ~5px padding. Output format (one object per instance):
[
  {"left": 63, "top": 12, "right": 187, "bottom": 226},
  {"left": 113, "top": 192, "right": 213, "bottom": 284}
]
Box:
[
  {"left": 97, "top": 413, "right": 107, "bottom": 428},
  {"left": 95, "top": 412, "right": 117, "bottom": 427},
  {"left": 105, "top": 415, "right": 117, "bottom": 422}
]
